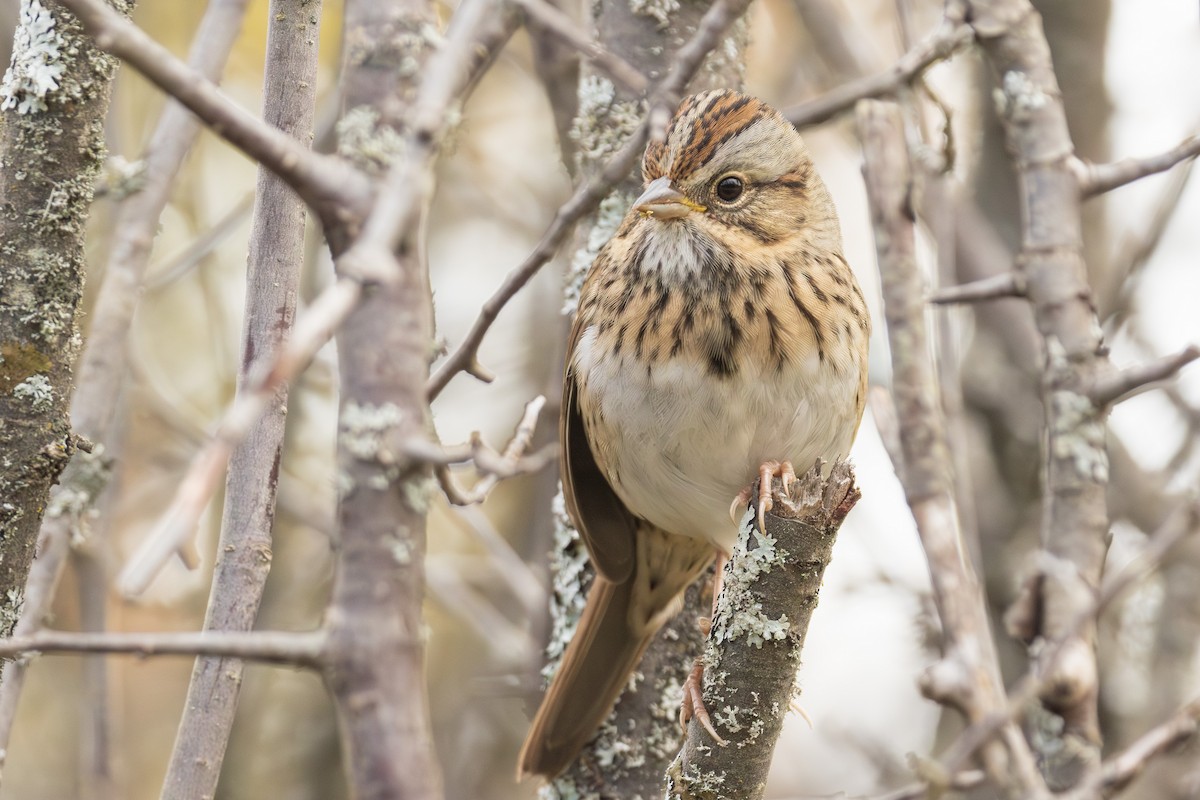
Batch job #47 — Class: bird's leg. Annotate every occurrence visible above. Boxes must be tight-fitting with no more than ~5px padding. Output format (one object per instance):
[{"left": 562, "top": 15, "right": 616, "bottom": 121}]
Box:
[
  {"left": 728, "top": 460, "right": 797, "bottom": 532},
  {"left": 680, "top": 551, "right": 729, "bottom": 747}
]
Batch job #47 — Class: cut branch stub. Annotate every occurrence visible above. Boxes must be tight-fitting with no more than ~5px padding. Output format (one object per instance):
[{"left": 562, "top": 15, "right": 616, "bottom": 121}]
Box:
[{"left": 669, "top": 461, "right": 859, "bottom": 800}]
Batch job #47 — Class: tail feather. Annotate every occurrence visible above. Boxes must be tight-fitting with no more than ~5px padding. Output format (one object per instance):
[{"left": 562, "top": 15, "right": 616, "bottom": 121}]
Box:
[{"left": 517, "top": 575, "right": 652, "bottom": 780}]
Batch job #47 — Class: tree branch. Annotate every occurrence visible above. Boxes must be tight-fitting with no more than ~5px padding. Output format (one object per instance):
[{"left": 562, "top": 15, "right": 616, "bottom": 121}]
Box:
[
  {"left": 929, "top": 272, "right": 1026, "bottom": 304},
  {"left": 1078, "top": 132, "right": 1200, "bottom": 197},
  {"left": 857, "top": 97, "right": 1046, "bottom": 795},
  {"left": 159, "top": 1, "right": 322, "bottom": 795},
  {"left": 1089, "top": 345, "right": 1200, "bottom": 407},
  {"left": 55, "top": 0, "right": 373, "bottom": 239},
  {"left": 966, "top": 0, "right": 1116, "bottom": 775},
  {"left": 510, "top": 0, "right": 647, "bottom": 94},
  {"left": 669, "top": 463, "right": 859, "bottom": 800},
  {"left": 784, "top": 18, "right": 972, "bottom": 129},
  {"left": 0, "top": 630, "right": 328, "bottom": 668}
]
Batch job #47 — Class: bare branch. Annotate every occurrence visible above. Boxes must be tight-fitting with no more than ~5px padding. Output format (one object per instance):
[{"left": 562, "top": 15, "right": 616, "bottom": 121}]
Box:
[
  {"left": 858, "top": 97, "right": 1046, "bottom": 794},
  {"left": 55, "top": 0, "right": 373, "bottom": 235},
  {"left": 1090, "top": 345, "right": 1200, "bottom": 407},
  {"left": 0, "top": 630, "right": 328, "bottom": 668},
  {"left": 510, "top": 0, "right": 648, "bottom": 94},
  {"left": 115, "top": 278, "right": 363, "bottom": 597},
  {"left": 1087, "top": 698, "right": 1200, "bottom": 797},
  {"left": 160, "top": 1, "right": 323, "bottom": 795},
  {"left": 436, "top": 396, "right": 551, "bottom": 506},
  {"left": 929, "top": 272, "right": 1026, "bottom": 304},
  {"left": 785, "top": 20, "right": 972, "bottom": 129},
  {"left": 1078, "top": 132, "right": 1200, "bottom": 197},
  {"left": 873, "top": 769, "right": 987, "bottom": 800},
  {"left": 427, "top": 129, "right": 649, "bottom": 398}
]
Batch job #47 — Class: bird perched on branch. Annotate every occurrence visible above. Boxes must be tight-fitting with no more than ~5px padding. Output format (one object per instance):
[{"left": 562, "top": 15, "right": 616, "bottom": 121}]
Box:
[{"left": 518, "top": 89, "right": 870, "bottom": 780}]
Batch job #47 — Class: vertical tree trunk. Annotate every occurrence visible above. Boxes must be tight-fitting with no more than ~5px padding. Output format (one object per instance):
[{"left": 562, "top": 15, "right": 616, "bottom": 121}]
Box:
[
  {"left": 0, "top": 0, "right": 124, "bottom": 636},
  {"left": 159, "top": 1, "right": 321, "bottom": 796}
]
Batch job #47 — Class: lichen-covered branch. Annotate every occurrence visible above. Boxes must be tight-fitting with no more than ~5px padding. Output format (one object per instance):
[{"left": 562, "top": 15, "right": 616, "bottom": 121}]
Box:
[
  {"left": 667, "top": 463, "right": 859, "bottom": 800},
  {"left": 857, "top": 98, "right": 1046, "bottom": 795},
  {"left": 0, "top": 0, "right": 123, "bottom": 644},
  {"left": 965, "top": 0, "right": 1118, "bottom": 779}
]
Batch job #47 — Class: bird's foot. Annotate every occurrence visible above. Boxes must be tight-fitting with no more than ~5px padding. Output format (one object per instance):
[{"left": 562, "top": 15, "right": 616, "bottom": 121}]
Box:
[
  {"left": 730, "top": 460, "right": 797, "bottom": 532},
  {"left": 680, "top": 658, "right": 727, "bottom": 746}
]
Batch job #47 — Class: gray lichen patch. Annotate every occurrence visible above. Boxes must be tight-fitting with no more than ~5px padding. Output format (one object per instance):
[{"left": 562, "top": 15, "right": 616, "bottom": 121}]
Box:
[
  {"left": 0, "top": 0, "right": 64, "bottom": 115},
  {"left": 12, "top": 373, "right": 51, "bottom": 411},
  {"left": 339, "top": 400, "right": 405, "bottom": 461},
  {"left": 629, "top": 0, "right": 680, "bottom": 30},
  {"left": 572, "top": 75, "right": 645, "bottom": 169},
  {"left": 543, "top": 491, "right": 591, "bottom": 675},
  {"left": 1047, "top": 338, "right": 1108, "bottom": 484},
  {"left": 0, "top": 588, "right": 23, "bottom": 638},
  {"left": 338, "top": 400, "right": 409, "bottom": 490},
  {"left": 996, "top": 69, "right": 1049, "bottom": 119},
  {"left": 336, "top": 106, "right": 408, "bottom": 172},
  {"left": 711, "top": 514, "right": 791, "bottom": 647},
  {"left": 400, "top": 474, "right": 434, "bottom": 515},
  {"left": 564, "top": 192, "right": 628, "bottom": 316}
]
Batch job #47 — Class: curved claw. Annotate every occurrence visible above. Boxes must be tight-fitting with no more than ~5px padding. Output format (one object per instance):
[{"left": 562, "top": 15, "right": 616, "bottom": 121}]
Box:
[
  {"left": 680, "top": 659, "right": 728, "bottom": 747},
  {"left": 752, "top": 460, "right": 797, "bottom": 532},
  {"left": 729, "top": 487, "right": 751, "bottom": 523}
]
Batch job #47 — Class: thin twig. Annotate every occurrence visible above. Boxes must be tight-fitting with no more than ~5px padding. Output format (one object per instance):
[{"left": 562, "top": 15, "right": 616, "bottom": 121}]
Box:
[
  {"left": 145, "top": 192, "right": 256, "bottom": 291},
  {"left": 116, "top": 278, "right": 362, "bottom": 596},
  {"left": 1078, "top": 132, "right": 1200, "bottom": 197},
  {"left": 57, "top": 0, "right": 372, "bottom": 234},
  {"left": 1086, "top": 698, "right": 1200, "bottom": 797},
  {"left": 437, "top": 396, "right": 552, "bottom": 505},
  {"left": 1090, "top": 345, "right": 1200, "bottom": 407},
  {"left": 929, "top": 272, "right": 1026, "bottom": 304},
  {"left": 0, "top": 630, "right": 329, "bottom": 668},
  {"left": 511, "top": 0, "right": 648, "bottom": 93},
  {"left": 785, "top": 20, "right": 972, "bottom": 129}
]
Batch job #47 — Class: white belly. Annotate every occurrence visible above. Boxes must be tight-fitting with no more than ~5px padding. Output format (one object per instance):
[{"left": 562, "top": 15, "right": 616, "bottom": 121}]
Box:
[{"left": 573, "top": 326, "right": 861, "bottom": 550}]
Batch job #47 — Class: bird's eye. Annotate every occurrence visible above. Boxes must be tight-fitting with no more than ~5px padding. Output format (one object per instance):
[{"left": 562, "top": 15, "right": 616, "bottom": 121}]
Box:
[{"left": 715, "top": 175, "right": 744, "bottom": 203}]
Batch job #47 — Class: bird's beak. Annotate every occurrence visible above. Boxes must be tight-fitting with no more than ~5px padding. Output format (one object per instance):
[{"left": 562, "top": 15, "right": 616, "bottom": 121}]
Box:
[{"left": 634, "top": 176, "right": 706, "bottom": 220}]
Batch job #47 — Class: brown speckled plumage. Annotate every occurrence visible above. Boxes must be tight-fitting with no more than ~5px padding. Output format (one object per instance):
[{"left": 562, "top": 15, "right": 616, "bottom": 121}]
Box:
[{"left": 519, "top": 90, "right": 870, "bottom": 780}]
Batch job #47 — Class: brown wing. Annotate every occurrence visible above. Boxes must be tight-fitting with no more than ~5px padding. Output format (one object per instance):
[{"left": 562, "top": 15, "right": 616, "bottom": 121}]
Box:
[{"left": 560, "top": 318, "right": 637, "bottom": 584}]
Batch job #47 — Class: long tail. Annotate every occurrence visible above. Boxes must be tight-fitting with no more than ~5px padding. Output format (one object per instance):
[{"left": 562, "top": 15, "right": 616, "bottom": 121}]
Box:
[{"left": 517, "top": 575, "right": 652, "bottom": 780}]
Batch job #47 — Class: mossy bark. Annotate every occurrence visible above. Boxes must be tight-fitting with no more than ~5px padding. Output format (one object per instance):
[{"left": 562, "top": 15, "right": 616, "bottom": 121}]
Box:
[{"left": 0, "top": 0, "right": 127, "bottom": 637}]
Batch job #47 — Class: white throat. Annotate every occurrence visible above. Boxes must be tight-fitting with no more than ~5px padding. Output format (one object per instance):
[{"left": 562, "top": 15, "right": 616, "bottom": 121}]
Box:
[{"left": 635, "top": 221, "right": 705, "bottom": 282}]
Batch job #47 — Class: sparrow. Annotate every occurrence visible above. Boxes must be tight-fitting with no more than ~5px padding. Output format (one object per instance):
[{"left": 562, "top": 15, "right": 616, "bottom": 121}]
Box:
[{"left": 519, "top": 89, "right": 870, "bottom": 779}]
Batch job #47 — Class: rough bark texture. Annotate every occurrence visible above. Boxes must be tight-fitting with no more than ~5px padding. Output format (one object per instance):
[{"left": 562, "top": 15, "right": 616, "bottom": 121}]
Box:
[
  {"left": 668, "top": 463, "right": 859, "bottom": 800},
  {"left": 0, "top": 0, "right": 124, "bottom": 637},
  {"left": 968, "top": 0, "right": 1113, "bottom": 786},
  {"left": 322, "top": 1, "right": 441, "bottom": 798},
  {"left": 158, "top": 0, "right": 320, "bottom": 796}
]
